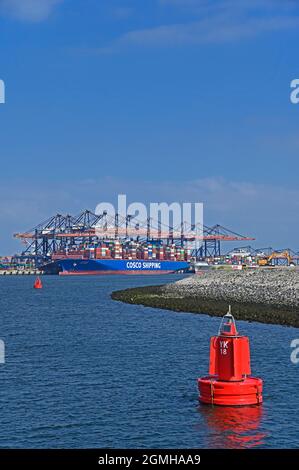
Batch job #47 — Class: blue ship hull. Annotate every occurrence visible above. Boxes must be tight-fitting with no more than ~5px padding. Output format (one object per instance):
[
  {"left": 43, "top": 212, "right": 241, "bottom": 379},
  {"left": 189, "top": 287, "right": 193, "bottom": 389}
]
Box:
[{"left": 43, "top": 258, "right": 189, "bottom": 275}]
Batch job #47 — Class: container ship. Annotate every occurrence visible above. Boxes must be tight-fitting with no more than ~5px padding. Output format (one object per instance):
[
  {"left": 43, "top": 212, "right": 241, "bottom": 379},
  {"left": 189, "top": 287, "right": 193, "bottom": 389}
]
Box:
[
  {"left": 13, "top": 209, "right": 257, "bottom": 275},
  {"left": 42, "top": 240, "right": 190, "bottom": 275}
]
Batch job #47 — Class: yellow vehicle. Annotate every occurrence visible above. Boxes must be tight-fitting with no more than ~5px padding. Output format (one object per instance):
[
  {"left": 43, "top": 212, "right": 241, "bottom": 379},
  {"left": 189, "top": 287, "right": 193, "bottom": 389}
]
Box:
[
  {"left": 258, "top": 251, "right": 292, "bottom": 266},
  {"left": 257, "top": 257, "right": 269, "bottom": 266}
]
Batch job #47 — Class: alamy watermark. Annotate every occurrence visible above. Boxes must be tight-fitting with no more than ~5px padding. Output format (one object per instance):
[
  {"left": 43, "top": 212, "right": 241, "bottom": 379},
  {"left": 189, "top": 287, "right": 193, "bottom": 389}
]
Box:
[
  {"left": 290, "top": 79, "right": 299, "bottom": 104},
  {"left": 95, "top": 194, "right": 204, "bottom": 245},
  {"left": 0, "top": 340, "right": 5, "bottom": 364},
  {"left": 289, "top": 85, "right": 299, "bottom": 362},
  {"left": 0, "top": 79, "right": 5, "bottom": 104},
  {"left": 290, "top": 339, "right": 299, "bottom": 364}
]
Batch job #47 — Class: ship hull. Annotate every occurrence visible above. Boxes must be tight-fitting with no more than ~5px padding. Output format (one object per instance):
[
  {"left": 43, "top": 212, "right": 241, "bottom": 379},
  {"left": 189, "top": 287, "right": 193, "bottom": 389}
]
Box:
[
  {"left": 60, "top": 270, "right": 175, "bottom": 276},
  {"left": 43, "top": 258, "right": 189, "bottom": 275}
]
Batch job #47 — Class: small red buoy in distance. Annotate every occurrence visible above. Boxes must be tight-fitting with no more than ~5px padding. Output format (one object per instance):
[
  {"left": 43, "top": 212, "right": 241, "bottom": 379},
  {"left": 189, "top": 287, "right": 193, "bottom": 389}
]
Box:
[
  {"left": 198, "top": 306, "right": 263, "bottom": 406},
  {"left": 33, "top": 276, "right": 43, "bottom": 289}
]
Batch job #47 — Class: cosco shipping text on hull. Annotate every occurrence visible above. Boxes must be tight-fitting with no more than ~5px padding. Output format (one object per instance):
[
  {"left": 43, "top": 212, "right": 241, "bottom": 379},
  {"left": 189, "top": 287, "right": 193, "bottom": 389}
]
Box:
[{"left": 43, "top": 259, "right": 189, "bottom": 275}]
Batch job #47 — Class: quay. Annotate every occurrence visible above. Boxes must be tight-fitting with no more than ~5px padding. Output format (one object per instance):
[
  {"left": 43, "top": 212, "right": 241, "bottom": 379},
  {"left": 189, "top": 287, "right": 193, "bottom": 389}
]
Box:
[{"left": 0, "top": 270, "right": 44, "bottom": 276}]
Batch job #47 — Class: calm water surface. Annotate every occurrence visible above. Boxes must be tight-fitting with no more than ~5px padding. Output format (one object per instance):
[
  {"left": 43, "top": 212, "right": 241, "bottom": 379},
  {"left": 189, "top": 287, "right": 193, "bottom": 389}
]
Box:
[{"left": 0, "top": 275, "right": 298, "bottom": 448}]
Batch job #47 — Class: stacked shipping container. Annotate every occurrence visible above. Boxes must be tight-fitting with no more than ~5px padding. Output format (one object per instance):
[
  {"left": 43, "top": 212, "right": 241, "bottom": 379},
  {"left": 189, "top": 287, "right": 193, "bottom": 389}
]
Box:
[{"left": 51, "top": 240, "right": 191, "bottom": 262}]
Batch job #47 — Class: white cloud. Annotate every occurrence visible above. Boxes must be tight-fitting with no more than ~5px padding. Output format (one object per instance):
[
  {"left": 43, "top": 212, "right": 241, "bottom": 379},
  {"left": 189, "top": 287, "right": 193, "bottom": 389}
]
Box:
[
  {"left": 160, "top": 0, "right": 296, "bottom": 11},
  {"left": 0, "top": 0, "right": 63, "bottom": 22},
  {"left": 93, "top": 0, "right": 299, "bottom": 51},
  {"left": 114, "top": 14, "right": 299, "bottom": 48}
]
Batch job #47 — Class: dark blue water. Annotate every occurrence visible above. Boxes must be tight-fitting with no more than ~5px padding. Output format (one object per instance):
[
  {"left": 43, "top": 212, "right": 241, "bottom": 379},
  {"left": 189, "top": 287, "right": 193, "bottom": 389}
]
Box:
[{"left": 0, "top": 275, "right": 298, "bottom": 449}]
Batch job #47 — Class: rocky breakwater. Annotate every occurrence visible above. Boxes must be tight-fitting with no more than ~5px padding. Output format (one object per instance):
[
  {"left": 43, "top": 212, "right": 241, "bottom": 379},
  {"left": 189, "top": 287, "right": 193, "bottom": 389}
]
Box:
[{"left": 111, "top": 268, "right": 299, "bottom": 327}]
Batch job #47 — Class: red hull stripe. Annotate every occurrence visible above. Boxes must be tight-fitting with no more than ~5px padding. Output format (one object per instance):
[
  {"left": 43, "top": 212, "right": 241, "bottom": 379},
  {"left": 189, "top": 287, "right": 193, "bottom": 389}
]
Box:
[{"left": 59, "top": 270, "right": 174, "bottom": 276}]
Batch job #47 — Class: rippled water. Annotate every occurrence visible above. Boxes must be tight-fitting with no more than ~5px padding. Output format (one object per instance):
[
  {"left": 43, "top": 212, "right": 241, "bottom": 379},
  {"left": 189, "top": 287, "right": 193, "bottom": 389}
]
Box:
[{"left": 0, "top": 275, "right": 298, "bottom": 448}]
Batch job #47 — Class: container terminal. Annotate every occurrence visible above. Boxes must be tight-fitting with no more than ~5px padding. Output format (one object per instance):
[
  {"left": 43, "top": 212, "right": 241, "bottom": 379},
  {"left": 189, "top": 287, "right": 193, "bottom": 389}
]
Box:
[{"left": 0, "top": 209, "right": 298, "bottom": 274}]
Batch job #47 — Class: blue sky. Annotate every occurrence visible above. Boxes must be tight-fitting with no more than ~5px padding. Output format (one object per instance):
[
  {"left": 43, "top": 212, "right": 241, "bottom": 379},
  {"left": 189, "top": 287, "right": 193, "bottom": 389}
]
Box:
[{"left": 0, "top": 0, "right": 299, "bottom": 253}]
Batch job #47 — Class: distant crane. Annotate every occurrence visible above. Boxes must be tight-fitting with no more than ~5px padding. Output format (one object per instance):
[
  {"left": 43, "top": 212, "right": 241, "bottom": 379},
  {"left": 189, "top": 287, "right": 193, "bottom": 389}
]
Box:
[{"left": 13, "top": 209, "right": 255, "bottom": 267}]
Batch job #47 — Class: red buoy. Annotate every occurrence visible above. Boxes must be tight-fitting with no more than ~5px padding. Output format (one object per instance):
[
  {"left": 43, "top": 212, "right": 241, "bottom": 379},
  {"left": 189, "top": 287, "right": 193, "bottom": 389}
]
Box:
[
  {"left": 198, "top": 307, "right": 263, "bottom": 406},
  {"left": 33, "top": 277, "right": 43, "bottom": 289}
]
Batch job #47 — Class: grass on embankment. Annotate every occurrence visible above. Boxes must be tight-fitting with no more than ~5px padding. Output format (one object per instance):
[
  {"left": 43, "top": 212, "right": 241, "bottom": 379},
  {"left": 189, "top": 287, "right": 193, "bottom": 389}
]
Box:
[{"left": 111, "top": 285, "right": 299, "bottom": 328}]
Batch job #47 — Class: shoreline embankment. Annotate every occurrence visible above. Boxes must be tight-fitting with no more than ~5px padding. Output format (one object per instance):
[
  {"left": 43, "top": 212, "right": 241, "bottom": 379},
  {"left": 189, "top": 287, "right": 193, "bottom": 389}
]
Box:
[{"left": 111, "top": 268, "right": 299, "bottom": 327}]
